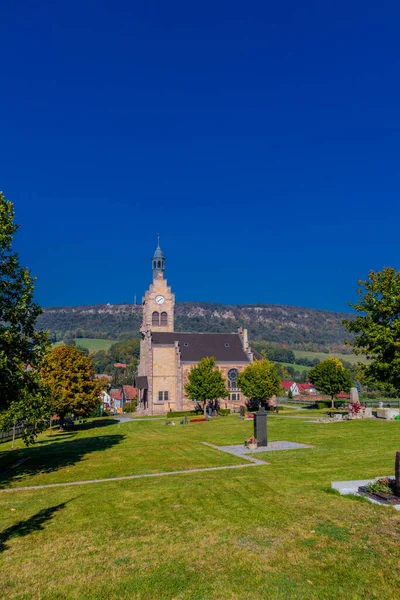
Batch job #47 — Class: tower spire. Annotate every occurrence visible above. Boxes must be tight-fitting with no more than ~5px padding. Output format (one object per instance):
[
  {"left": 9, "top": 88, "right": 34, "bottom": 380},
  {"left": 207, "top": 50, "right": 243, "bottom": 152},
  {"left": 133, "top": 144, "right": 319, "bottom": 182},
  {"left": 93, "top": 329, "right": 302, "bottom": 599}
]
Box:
[{"left": 152, "top": 236, "right": 165, "bottom": 280}]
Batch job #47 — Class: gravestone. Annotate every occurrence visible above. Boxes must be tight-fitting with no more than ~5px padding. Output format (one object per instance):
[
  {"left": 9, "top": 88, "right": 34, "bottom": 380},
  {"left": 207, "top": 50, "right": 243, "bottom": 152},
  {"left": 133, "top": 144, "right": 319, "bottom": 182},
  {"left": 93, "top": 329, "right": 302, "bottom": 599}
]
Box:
[
  {"left": 395, "top": 451, "right": 400, "bottom": 497},
  {"left": 239, "top": 405, "right": 245, "bottom": 419},
  {"left": 253, "top": 406, "right": 268, "bottom": 447},
  {"left": 185, "top": 414, "right": 189, "bottom": 425},
  {"left": 350, "top": 387, "right": 359, "bottom": 403},
  {"left": 364, "top": 407, "right": 373, "bottom": 418}
]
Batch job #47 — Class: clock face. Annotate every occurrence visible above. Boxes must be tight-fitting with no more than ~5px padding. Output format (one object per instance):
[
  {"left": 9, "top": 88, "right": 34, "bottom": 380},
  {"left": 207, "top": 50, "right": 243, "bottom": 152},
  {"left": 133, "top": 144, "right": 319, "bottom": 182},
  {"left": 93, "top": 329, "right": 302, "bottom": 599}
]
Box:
[{"left": 155, "top": 295, "right": 165, "bottom": 305}]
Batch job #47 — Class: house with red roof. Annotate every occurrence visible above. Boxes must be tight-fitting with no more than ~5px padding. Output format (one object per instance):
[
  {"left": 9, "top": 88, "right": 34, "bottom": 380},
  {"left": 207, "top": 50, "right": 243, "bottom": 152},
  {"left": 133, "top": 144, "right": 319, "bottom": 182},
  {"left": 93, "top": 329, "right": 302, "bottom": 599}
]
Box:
[
  {"left": 281, "top": 381, "right": 317, "bottom": 396},
  {"left": 121, "top": 385, "right": 137, "bottom": 406},
  {"left": 281, "top": 381, "right": 301, "bottom": 396}
]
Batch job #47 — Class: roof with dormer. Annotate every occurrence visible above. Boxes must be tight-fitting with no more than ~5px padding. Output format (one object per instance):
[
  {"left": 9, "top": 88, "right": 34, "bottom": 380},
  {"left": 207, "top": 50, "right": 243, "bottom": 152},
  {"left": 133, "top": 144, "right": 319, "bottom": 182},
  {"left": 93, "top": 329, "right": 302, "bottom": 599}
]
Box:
[{"left": 151, "top": 332, "right": 251, "bottom": 362}]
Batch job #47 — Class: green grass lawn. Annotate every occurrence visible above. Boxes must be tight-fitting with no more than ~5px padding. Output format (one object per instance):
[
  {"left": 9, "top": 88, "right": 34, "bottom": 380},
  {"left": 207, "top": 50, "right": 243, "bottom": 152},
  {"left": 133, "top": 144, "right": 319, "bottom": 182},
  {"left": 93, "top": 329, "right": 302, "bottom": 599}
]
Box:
[
  {"left": 53, "top": 338, "right": 117, "bottom": 354},
  {"left": 1, "top": 416, "right": 399, "bottom": 599},
  {"left": 293, "top": 350, "right": 369, "bottom": 365},
  {"left": 278, "top": 361, "right": 311, "bottom": 374}
]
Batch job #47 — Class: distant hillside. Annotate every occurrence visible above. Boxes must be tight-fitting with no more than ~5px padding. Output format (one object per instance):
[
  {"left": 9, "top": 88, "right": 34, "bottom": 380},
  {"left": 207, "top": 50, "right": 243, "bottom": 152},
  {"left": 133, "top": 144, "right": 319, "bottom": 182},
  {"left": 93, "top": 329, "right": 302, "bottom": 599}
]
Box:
[{"left": 37, "top": 302, "right": 355, "bottom": 351}]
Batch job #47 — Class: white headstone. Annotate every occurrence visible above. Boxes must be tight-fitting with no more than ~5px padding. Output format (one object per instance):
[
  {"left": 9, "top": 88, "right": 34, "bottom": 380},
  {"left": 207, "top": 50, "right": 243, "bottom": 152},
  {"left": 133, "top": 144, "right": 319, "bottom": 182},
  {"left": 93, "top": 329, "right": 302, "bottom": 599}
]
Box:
[{"left": 350, "top": 387, "right": 359, "bottom": 403}]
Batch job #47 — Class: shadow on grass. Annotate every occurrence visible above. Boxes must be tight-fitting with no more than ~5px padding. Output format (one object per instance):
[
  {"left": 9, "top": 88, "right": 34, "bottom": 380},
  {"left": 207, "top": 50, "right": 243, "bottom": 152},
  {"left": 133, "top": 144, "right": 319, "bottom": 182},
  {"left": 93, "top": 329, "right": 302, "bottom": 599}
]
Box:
[
  {"left": 0, "top": 434, "right": 125, "bottom": 489},
  {"left": 0, "top": 499, "right": 76, "bottom": 552}
]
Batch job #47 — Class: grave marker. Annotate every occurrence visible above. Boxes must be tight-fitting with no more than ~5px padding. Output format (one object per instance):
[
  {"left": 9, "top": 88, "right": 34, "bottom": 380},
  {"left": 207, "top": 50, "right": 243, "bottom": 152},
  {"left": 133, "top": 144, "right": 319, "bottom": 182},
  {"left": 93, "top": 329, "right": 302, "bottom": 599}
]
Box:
[{"left": 253, "top": 406, "right": 268, "bottom": 447}]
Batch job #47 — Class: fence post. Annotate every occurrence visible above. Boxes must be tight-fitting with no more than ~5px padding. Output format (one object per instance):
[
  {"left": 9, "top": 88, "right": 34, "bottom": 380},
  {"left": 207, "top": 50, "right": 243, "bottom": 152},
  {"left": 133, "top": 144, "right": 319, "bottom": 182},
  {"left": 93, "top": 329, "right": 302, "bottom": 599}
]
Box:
[{"left": 11, "top": 422, "right": 16, "bottom": 450}]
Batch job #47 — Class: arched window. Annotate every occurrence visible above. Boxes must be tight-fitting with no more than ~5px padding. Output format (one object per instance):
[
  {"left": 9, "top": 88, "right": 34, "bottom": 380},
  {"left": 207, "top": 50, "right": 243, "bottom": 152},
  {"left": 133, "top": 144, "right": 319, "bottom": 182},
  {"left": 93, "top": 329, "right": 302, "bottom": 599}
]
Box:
[
  {"left": 227, "top": 368, "right": 239, "bottom": 389},
  {"left": 153, "top": 261, "right": 157, "bottom": 270},
  {"left": 152, "top": 311, "right": 160, "bottom": 326},
  {"left": 157, "top": 260, "right": 161, "bottom": 268},
  {"left": 161, "top": 312, "right": 168, "bottom": 326}
]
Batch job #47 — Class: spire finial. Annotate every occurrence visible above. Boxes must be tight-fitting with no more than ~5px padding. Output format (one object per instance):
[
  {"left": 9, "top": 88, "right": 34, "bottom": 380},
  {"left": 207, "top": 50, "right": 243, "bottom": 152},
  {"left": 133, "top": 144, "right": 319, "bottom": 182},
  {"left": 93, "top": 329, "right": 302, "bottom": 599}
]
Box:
[{"left": 157, "top": 233, "right": 160, "bottom": 247}]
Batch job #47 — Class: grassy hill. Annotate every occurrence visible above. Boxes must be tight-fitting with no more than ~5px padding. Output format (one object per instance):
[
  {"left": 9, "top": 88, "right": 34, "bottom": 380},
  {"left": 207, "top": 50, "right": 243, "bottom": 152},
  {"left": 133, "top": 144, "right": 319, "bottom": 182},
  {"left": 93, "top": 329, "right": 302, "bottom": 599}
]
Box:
[{"left": 38, "top": 301, "right": 355, "bottom": 350}]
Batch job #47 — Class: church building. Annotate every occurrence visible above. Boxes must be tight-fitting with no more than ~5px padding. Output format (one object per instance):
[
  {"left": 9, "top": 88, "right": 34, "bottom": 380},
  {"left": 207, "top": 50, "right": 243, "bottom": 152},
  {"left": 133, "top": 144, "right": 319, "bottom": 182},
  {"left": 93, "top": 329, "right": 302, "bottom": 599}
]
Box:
[{"left": 136, "top": 241, "right": 254, "bottom": 414}]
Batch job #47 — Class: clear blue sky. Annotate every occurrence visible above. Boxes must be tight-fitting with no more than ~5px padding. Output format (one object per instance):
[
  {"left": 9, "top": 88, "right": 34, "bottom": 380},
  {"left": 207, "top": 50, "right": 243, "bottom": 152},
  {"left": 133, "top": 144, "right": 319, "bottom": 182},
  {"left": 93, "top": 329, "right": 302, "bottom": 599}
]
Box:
[{"left": 1, "top": 0, "right": 399, "bottom": 311}]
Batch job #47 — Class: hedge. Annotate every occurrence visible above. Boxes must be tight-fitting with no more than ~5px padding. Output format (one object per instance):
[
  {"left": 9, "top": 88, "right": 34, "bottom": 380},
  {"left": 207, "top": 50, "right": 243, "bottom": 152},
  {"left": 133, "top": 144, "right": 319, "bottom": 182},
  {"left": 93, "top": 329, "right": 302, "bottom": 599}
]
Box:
[{"left": 167, "top": 410, "right": 198, "bottom": 418}]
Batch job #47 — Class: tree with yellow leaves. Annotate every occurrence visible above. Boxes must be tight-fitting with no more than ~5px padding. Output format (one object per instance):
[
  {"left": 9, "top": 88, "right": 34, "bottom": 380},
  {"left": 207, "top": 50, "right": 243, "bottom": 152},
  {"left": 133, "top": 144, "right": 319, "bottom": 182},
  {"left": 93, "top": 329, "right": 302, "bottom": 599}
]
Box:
[{"left": 39, "top": 345, "right": 105, "bottom": 427}]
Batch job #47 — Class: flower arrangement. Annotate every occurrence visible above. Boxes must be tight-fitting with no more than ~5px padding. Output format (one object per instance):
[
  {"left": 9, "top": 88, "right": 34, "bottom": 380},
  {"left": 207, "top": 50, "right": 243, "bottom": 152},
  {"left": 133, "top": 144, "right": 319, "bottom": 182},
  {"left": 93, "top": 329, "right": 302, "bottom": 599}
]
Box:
[
  {"left": 244, "top": 437, "right": 258, "bottom": 449},
  {"left": 366, "top": 477, "right": 395, "bottom": 495}
]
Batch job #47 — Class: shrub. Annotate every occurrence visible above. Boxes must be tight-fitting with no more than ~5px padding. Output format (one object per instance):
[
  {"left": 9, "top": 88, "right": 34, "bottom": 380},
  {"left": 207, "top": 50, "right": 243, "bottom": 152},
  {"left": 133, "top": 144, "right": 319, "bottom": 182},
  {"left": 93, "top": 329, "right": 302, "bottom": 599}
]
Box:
[
  {"left": 167, "top": 410, "right": 197, "bottom": 418},
  {"left": 218, "top": 409, "right": 230, "bottom": 416}
]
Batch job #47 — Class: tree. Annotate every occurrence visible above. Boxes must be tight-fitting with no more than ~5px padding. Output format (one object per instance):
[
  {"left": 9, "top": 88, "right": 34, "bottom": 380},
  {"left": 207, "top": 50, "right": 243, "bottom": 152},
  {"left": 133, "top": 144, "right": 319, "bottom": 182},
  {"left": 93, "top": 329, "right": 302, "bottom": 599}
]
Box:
[
  {"left": 184, "top": 357, "right": 228, "bottom": 415},
  {"left": 309, "top": 358, "right": 352, "bottom": 408},
  {"left": 342, "top": 268, "right": 400, "bottom": 392},
  {"left": 237, "top": 359, "right": 281, "bottom": 409},
  {"left": 0, "top": 192, "right": 50, "bottom": 443},
  {"left": 39, "top": 345, "right": 104, "bottom": 426}
]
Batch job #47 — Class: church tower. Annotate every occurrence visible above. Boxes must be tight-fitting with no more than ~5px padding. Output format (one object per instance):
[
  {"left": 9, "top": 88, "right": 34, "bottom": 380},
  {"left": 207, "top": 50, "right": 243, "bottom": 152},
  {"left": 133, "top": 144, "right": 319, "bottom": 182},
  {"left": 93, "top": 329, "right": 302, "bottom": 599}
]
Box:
[{"left": 141, "top": 237, "right": 174, "bottom": 333}]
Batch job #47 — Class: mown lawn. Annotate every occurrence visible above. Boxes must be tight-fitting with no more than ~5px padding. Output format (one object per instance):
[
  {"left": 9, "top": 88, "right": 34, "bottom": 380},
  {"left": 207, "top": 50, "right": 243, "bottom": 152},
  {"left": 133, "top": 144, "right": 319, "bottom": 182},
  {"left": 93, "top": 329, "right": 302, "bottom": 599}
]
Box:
[{"left": 0, "top": 416, "right": 399, "bottom": 599}]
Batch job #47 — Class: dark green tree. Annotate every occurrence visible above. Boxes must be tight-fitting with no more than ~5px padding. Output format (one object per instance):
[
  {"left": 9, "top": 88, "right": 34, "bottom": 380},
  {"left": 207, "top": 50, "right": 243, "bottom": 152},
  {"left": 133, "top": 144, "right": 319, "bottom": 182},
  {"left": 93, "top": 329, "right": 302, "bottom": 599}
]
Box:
[
  {"left": 0, "top": 192, "right": 50, "bottom": 442},
  {"left": 309, "top": 358, "right": 352, "bottom": 408},
  {"left": 184, "top": 356, "right": 229, "bottom": 415},
  {"left": 343, "top": 268, "right": 400, "bottom": 392}
]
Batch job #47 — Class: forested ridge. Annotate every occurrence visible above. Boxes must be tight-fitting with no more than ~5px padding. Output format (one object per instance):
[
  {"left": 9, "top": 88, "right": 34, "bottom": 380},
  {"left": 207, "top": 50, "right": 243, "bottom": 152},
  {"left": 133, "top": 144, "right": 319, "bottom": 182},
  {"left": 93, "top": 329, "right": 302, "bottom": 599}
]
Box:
[{"left": 37, "top": 301, "right": 355, "bottom": 352}]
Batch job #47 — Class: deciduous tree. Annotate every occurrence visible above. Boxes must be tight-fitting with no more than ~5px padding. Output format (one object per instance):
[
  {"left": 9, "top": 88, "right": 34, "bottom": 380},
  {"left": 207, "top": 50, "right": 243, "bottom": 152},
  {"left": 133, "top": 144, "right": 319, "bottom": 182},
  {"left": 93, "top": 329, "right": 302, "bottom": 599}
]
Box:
[
  {"left": 309, "top": 358, "right": 352, "bottom": 408},
  {"left": 237, "top": 359, "right": 281, "bottom": 408},
  {"left": 343, "top": 268, "right": 400, "bottom": 392},
  {"left": 0, "top": 192, "right": 50, "bottom": 443},
  {"left": 39, "top": 345, "right": 104, "bottom": 426},
  {"left": 184, "top": 357, "right": 228, "bottom": 415}
]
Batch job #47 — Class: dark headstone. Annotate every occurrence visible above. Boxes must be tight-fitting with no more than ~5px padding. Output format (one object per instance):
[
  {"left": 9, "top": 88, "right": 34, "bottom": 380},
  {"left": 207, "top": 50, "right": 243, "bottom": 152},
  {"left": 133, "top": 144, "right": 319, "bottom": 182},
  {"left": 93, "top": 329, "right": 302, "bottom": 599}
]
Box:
[
  {"left": 395, "top": 451, "right": 400, "bottom": 497},
  {"left": 239, "top": 405, "right": 245, "bottom": 419},
  {"left": 253, "top": 406, "right": 268, "bottom": 447},
  {"left": 185, "top": 414, "right": 189, "bottom": 425}
]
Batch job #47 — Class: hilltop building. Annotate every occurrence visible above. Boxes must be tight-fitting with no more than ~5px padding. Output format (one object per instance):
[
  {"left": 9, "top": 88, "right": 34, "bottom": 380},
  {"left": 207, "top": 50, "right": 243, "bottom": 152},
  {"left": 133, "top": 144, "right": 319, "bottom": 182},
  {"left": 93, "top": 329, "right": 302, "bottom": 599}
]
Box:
[{"left": 136, "top": 240, "right": 253, "bottom": 414}]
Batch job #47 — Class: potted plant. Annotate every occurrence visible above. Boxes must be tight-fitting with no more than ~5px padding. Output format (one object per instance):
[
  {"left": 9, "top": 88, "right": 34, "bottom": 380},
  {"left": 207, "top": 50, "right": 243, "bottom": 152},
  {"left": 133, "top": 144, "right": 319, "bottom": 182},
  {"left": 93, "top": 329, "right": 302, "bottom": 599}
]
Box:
[{"left": 245, "top": 437, "right": 258, "bottom": 450}]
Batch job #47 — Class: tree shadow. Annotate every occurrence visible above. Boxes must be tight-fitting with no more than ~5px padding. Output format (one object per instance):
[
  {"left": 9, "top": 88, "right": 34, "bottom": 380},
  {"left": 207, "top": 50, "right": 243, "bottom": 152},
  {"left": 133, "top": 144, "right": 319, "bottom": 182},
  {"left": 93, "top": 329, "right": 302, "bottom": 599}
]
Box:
[
  {"left": 0, "top": 499, "right": 76, "bottom": 552},
  {"left": 0, "top": 433, "right": 124, "bottom": 489}
]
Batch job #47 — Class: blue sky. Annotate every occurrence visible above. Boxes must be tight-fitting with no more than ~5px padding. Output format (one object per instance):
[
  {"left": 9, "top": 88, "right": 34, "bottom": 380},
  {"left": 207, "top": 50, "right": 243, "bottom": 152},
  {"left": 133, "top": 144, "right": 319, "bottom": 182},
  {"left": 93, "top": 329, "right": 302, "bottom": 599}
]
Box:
[{"left": 1, "top": 0, "right": 399, "bottom": 311}]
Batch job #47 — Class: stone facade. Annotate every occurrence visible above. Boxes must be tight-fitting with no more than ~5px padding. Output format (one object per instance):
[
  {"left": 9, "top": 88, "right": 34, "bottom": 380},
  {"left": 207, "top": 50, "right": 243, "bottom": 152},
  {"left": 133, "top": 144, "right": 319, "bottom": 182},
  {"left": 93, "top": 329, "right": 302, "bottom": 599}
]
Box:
[{"left": 137, "top": 243, "right": 253, "bottom": 415}]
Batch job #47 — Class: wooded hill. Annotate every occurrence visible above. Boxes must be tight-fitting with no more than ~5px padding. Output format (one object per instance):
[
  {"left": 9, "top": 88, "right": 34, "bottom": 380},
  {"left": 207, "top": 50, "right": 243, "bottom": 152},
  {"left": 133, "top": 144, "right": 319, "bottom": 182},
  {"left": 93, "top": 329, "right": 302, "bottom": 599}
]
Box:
[{"left": 37, "top": 302, "right": 355, "bottom": 352}]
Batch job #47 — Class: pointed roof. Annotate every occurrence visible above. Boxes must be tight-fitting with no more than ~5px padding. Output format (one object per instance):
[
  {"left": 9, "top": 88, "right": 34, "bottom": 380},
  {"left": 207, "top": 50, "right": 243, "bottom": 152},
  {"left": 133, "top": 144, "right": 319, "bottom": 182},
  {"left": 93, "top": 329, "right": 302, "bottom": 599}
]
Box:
[{"left": 153, "top": 235, "right": 164, "bottom": 259}]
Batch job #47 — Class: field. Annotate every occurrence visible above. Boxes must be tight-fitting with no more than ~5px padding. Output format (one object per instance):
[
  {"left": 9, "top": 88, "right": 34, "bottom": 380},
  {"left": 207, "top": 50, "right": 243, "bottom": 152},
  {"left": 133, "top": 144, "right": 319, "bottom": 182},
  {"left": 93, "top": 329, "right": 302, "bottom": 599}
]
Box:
[
  {"left": 1, "top": 415, "right": 400, "bottom": 599},
  {"left": 293, "top": 350, "right": 369, "bottom": 365},
  {"left": 53, "top": 338, "right": 117, "bottom": 354},
  {"left": 278, "top": 361, "right": 310, "bottom": 374}
]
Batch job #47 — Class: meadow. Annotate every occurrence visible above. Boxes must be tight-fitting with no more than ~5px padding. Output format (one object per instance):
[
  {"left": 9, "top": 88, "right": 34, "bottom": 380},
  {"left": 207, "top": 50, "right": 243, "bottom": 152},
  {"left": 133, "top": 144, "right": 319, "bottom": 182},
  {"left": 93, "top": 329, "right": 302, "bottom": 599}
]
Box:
[
  {"left": 1, "top": 414, "right": 399, "bottom": 599},
  {"left": 293, "top": 350, "right": 369, "bottom": 365}
]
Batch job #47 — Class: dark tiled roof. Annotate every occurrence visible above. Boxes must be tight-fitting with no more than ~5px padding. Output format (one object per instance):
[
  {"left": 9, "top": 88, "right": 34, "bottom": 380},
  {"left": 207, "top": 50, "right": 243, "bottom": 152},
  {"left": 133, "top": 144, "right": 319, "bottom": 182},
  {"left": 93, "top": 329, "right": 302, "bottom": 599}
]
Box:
[{"left": 151, "top": 332, "right": 250, "bottom": 362}]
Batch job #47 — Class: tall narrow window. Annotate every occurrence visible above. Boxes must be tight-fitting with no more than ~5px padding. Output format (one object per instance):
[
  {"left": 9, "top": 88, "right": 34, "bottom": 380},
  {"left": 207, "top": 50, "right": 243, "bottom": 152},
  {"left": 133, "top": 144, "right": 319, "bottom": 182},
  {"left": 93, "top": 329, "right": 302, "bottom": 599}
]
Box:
[
  {"left": 160, "top": 311, "right": 168, "bottom": 326},
  {"left": 157, "top": 260, "right": 161, "bottom": 268},
  {"left": 152, "top": 311, "right": 160, "bottom": 326},
  {"left": 158, "top": 391, "right": 163, "bottom": 402},
  {"left": 164, "top": 391, "right": 169, "bottom": 402}
]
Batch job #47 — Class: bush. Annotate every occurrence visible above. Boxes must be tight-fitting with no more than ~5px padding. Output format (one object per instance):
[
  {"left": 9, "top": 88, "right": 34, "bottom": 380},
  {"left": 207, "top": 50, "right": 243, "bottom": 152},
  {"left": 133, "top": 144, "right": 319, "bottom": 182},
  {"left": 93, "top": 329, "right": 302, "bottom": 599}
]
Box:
[
  {"left": 167, "top": 410, "right": 197, "bottom": 418},
  {"left": 218, "top": 409, "right": 230, "bottom": 416}
]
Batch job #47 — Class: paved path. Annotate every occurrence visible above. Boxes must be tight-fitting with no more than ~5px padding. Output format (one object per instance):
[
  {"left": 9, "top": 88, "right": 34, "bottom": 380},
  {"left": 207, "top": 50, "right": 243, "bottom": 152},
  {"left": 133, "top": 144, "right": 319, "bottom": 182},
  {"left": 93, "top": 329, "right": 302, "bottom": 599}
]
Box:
[{"left": 0, "top": 462, "right": 263, "bottom": 494}]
